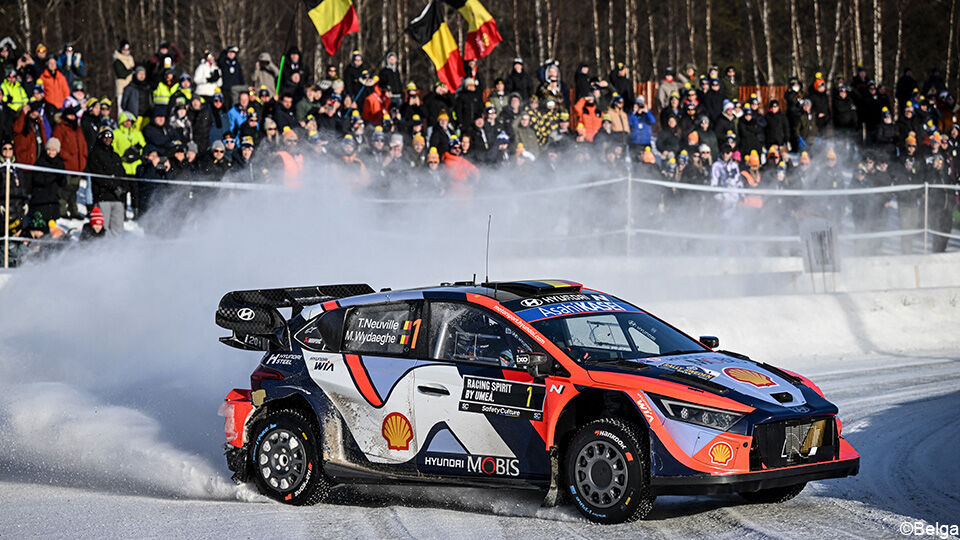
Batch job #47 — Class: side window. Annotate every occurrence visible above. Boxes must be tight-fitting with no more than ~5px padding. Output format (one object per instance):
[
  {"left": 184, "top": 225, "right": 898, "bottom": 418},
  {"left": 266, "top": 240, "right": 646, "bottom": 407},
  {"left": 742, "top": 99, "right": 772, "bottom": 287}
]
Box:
[
  {"left": 427, "top": 302, "right": 534, "bottom": 367},
  {"left": 342, "top": 302, "right": 422, "bottom": 356},
  {"left": 295, "top": 309, "right": 344, "bottom": 352}
]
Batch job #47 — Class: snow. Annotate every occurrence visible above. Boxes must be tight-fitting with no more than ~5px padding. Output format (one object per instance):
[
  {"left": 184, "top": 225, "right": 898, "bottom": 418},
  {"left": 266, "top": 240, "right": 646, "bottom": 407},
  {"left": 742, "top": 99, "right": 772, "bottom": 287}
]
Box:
[{"left": 0, "top": 182, "right": 958, "bottom": 537}]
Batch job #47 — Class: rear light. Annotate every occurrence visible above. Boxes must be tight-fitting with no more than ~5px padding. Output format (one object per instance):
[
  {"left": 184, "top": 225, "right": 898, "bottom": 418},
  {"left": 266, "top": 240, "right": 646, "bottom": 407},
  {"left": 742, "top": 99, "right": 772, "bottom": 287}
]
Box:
[{"left": 251, "top": 366, "right": 283, "bottom": 390}]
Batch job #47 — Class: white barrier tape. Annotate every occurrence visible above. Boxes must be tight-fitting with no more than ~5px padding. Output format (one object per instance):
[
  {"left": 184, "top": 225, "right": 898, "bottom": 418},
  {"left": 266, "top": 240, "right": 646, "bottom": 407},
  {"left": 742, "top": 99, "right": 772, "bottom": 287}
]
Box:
[
  {"left": 363, "top": 177, "right": 630, "bottom": 204},
  {"left": 3, "top": 235, "right": 71, "bottom": 245},
  {"left": 629, "top": 227, "right": 798, "bottom": 242},
  {"left": 927, "top": 184, "right": 960, "bottom": 191},
  {"left": 497, "top": 229, "right": 626, "bottom": 242},
  {"left": 7, "top": 162, "right": 286, "bottom": 191},
  {"left": 927, "top": 229, "right": 960, "bottom": 240},
  {"left": 630, "top": 177, "right": 926, "bottom": 196},
  {"left": 839, "top": 229, "right": 925, "bottom": 240},
  {"left": 626, "top": 227, "right": 927, "bottom": 243}
]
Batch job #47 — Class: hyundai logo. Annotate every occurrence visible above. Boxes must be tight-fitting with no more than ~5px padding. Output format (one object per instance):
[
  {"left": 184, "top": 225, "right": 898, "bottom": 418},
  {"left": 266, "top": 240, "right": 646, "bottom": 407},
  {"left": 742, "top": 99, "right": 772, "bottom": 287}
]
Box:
[
  {"left": 237, "top": 308, "right": 256, "bottom": 321},
  {"left": 520, "top": 298, "right": 543, "bottom": 307}
]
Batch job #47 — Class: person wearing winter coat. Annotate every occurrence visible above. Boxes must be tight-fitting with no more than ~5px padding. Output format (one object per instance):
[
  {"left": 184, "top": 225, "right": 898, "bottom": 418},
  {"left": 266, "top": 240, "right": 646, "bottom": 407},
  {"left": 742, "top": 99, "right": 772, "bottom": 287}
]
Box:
[
  {"left": 121, "top": 66, "right": 152, "bottom": 129},
  {"left": 193, "top": 51, "right": 222, "bottom": 99},
  {"left": 218, "top": 45, "right": 245, "bottom": 105},
  {"left": 113, "top": 111, "right": 146, "bottom": 176},
  {"left": 13, "top": 100, "right": 50, "bottom": 165},
  {"left": 342, "top": 50, "right": 367, "bottom": 98},
  {"left": 186, "top": 95, "right": 212, "bottom": 150},
  {"left": 87, "top": 128, "right": 128, "bottom": 236},
  {"left": 207, "top": 93, "right": 231, "bottom": 146},
  {"left": 832, "top": 85, "right": 858, "bottom": 136},
  {"left": 113, "top": 40, "right": 135, "bottom": 107},
  {"left": 657, "top": 68, "right": 683, "bottom": 110},
  {"left": 764, "top": 100, "right": 790, "bottom": 149},
  {"left": 1, "top": 140, "right": 29, "bottom": 234},
  {"left": 56, "top": 43, "right": 86, "bottom": 88},
  {"left": 628, "top": 98, "right": 656, "bottom": 148},
  {"left": 377, "top": 52, "right": 403, "bottom": 103},
  {"left": 504, "top": 58, "right": 534, "bottom": 100},
  {"left": 711, "top": 146, "right": 742, "bottom": 220},
  {"left": 79, "top": 206, "right": 107, "bottom": 241},
  {"left": 512, "top": 112, "right": 540, "bottom": 155},
  {"left": 608, "top": 62, "right": 636, "bottom": 107},
  {"left": 51, "top": 104, "right": 88, "bottom": 218},
  {"left": 29, "top": 137, "right": 66, "bottom": 223},
  {"left": 809, "top": 79, "right": 832, "bottom": 133},
  {"left": 736, "top": 106, "right": 765, "bottom": 157},
  {"left": 39, "top": 57, "right": 69, "bottom": 110},
  {"left": 251, "top": 52, "right": 279, "bottom": 92}
]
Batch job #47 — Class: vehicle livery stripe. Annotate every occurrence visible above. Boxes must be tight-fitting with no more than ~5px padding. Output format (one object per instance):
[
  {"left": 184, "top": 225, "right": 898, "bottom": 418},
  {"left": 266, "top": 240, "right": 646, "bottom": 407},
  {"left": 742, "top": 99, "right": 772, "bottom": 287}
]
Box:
[
  {"left": 344, "top": 354, "right": 384, "bottom": 407},
  {"left": 322, "top": 300, "right": 340, "bottom": 311}
]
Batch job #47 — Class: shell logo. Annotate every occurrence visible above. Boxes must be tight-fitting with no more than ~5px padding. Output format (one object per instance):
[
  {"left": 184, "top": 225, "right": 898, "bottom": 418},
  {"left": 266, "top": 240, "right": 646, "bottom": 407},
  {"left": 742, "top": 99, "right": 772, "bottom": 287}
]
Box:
[
  {"left": 709, "top": 442, "right": 734, "bottom": 466},
  {"left": 382, "top": 412, "right": 413, "bottom": 451},
  {"left": 724, "top": 367, "right": 776, "bottom": 388}
]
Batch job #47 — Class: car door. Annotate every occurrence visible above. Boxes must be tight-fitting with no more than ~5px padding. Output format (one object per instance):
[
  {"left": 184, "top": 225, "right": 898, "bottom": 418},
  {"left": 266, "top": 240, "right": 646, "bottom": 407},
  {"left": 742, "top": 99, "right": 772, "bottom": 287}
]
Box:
[
  {"left": 413, "top": 301, "right": 550, "bottom": 481},
  {"left": 300, "top": 301, "right": 424, "bottom": 466}
]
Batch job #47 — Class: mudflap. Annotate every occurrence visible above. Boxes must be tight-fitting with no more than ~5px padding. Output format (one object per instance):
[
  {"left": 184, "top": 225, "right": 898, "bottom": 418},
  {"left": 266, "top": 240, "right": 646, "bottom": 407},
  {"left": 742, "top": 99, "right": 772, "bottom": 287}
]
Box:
[
  {"left": 225, "top": 444, "right": 250, "bottom": 484},
  {"left": 541, "top": 446, "right": 561, "bottom": 507}
]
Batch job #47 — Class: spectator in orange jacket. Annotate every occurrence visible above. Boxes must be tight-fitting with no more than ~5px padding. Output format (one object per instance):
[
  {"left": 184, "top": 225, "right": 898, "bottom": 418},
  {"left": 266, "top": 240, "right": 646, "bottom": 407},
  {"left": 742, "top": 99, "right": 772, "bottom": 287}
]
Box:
[
  {"left": 362, "top": 80, "right": 391, "bottom": 126},
  {"left": 442, "top": 137, "right": 479, "bottom": 196},
  {"left": 51, "top": 104, "right": 88, "bottom": 218},
  {"left": 573, "top": 92, "right": 603, "bottom": 142},
  {"left": 39, "top": 57, "right": 70, "bottom": 110}
]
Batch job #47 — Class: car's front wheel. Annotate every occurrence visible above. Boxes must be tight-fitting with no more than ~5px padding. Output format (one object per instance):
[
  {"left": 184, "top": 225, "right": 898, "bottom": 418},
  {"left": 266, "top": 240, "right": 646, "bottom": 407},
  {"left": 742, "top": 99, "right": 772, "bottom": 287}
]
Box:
[
  {"left": 563, "top": 418, "right": 655, "bottom": 524},
  {"left": 249, "top": 408, "right": 332, "bottom": 505},
  {"left": 738, "top": 482, "right": 806, "bottom": 503}
]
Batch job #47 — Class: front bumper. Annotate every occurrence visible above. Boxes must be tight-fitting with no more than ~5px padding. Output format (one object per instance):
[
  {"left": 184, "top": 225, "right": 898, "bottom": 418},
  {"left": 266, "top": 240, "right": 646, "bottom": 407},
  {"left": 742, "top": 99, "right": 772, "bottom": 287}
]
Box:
[{"left": 650, "top": 456, "right": 860, "bottom": 495}]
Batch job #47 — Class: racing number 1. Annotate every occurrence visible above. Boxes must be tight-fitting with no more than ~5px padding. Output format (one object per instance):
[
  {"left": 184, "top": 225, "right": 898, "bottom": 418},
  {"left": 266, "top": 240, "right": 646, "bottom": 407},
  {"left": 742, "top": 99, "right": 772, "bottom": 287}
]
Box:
[
  {"left": 526, "top": 386, "right": 533, "bottom": 408},
  {"left": 409, "top": 318, "right": 421, "bottom": 349}
]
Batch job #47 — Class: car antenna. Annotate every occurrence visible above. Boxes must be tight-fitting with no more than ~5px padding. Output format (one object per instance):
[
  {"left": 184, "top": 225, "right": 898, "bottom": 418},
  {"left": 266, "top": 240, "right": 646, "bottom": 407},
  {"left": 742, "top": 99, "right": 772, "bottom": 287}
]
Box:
[{"left": 484, "top": 214, "right": 492, "bottom": 283}]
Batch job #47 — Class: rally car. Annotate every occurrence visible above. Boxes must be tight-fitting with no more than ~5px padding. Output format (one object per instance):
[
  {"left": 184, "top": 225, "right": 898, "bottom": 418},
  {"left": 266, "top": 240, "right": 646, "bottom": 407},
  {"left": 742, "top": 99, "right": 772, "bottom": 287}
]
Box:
[{"left": 216, "top": 280, "right": 859, "bottom": 524}]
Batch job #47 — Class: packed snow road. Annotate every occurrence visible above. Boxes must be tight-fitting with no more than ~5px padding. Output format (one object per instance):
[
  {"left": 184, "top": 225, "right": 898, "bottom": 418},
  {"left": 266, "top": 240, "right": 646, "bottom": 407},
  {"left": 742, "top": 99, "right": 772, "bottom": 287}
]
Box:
[{"left": 2, "top": 351, "right": 957, "bottom": 539}]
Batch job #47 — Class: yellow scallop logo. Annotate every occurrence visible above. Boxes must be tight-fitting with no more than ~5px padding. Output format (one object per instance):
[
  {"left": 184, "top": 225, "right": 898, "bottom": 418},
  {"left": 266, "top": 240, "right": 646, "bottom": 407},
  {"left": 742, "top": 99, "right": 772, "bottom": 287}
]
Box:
[
  {"left": 709, "top": 442, "right": 734, "bottom": 466},
  {"left": 724, "top": 367, "right": 776, "bottom": 388},
  {"left": 382, "top": 412, "right": 413, "bottom": 451}
]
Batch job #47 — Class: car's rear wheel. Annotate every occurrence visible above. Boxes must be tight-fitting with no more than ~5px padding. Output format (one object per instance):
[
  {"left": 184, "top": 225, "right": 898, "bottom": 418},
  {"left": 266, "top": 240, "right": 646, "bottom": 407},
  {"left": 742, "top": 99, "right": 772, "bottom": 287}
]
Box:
[
  {"left": 249, "top": 408, "right": 331, "bottom": 505},
  {"left": 738, "top": 482, "right": 806, "bottom": 503},
  {"left": 563, "top": 418, "right": 655, "bottom": 524}
]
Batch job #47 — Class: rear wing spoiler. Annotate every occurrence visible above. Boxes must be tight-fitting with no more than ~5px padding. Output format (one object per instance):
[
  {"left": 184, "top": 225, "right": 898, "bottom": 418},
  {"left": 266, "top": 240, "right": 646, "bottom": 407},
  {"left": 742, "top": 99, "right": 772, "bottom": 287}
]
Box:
[{"left": 216, "top": 283, "right": 374, "bottom": 351}]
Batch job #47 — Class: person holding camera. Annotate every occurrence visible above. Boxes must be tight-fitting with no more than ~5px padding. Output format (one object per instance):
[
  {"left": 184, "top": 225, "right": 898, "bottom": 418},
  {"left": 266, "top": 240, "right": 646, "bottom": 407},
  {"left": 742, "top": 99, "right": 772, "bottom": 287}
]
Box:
[{"left": 56, "top": 43, "right": 86, "bottom": 88}]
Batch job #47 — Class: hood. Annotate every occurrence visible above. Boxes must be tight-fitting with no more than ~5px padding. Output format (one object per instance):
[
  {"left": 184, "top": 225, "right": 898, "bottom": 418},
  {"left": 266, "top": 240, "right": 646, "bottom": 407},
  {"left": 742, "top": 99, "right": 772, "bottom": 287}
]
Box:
[{"left": 587, "top": 352, "right": 808, "bottom": 408}]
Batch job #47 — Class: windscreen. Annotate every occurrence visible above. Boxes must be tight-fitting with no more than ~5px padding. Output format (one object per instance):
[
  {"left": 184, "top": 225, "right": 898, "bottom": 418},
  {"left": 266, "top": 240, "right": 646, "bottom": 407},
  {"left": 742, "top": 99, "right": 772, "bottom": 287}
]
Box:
[{"left": 530, "top": 312, "right": 706, "bottom": 362}]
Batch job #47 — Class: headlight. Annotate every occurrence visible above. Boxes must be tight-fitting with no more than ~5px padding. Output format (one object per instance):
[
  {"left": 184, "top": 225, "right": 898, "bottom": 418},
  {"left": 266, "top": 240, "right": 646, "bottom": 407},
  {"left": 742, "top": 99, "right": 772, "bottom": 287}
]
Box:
[{"left": 653, "top": 396, "right": 744, "bottom": 431}]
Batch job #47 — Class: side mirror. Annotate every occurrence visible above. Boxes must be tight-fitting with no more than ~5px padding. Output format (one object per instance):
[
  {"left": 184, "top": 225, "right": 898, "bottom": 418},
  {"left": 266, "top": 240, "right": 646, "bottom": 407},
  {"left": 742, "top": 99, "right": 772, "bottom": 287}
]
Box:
[
  {"left": 700, "top": 336, "right": 720, "bottom": 349},
  {"left": 515, "top": 351, "right": 551, "bottom": 378}
]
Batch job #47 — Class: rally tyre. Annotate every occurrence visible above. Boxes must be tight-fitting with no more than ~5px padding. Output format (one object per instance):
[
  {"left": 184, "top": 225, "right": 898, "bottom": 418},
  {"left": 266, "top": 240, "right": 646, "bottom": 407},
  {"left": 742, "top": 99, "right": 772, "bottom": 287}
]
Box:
[
  {"left": 738, "top": 482, "right": 807, "bottom": 504},
  {"left": 249, "top": 408, "right": 332, "bottom": 505},
  {"left": 564, "top": 418, "right": 655, "bottom": 524}
]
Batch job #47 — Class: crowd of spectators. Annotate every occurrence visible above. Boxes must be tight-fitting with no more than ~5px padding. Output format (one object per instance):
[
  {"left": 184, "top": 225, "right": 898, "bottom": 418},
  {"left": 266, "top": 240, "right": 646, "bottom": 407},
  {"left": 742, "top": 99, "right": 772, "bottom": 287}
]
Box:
[{"left": 0, "top": 38, "right": 958, "bottom": 257}]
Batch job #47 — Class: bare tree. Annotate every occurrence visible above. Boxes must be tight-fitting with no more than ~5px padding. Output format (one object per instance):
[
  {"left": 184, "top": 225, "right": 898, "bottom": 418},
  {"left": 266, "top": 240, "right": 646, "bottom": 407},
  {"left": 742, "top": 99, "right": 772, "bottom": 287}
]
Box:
[
  {"left": 813, "top": 0, "right": 824, "bottom": 67},
  {"left": 872, "top": 0, "right": 883, "bottom": 83},
  {"left": 535, "top": 0, "right": 544, "bottom": 63},
  {"left": 744, "top": 0, "right": 762, "bottom": 84},
  {"left": 592, "top": 0, "right": 601, "bottom": 70},
  {"left": 893, "top": 0, "right": 903, "bottom": 96},
  {"left": 647, "top": 0, "right": 657, "bottom": 77},
  {"left": 852, "top": 0, "right": 864, "bottom": 65},
  {"left": 686, "top": 0, "right": 695, "bottom": 67},
  {"left": 625, "top": 0, "right": 632, "bottom": 68},
  {"left": 17, "top": 0, "right": 32, "bottom": 51},
  {"left": 828, "top": 0, "right": 844, "bottom": 82},
  {"left": 761, "top": 0, "right": 774, "bottom": 83},
  {"left": 546, "top": 0, "right": 554, "bottom": 59},
  {"left": 705, "top": 0, "right": 712, "bottom": 66},
  {"left": 608, "top": 0, "right": 615, "bottom": 69},
  {"left": 947, "top": 0, "right": 957, "bottom": 84},
  {"left": 792, "top": 0, "right": 805, "bottom": 82},
  {"left": 512, "top": 0, "right": 520, "bottom": 57}
]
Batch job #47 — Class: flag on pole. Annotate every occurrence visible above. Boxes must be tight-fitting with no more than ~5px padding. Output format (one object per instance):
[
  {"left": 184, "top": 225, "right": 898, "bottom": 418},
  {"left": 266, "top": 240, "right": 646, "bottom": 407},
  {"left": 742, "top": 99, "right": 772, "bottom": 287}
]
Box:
[
  {"left": 304, "top": 0, "right": 360, "bottom": 56},
  {"left": 406, "top": 2, "right": 465, "bottom": 91},
  {"left": 441, "top": 0, "right": 502, "bottom": 60}
]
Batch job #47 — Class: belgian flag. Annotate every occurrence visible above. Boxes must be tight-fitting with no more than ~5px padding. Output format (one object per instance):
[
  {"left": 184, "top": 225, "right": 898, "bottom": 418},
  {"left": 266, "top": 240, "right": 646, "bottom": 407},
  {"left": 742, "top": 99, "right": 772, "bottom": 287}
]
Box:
[
  {"left": 441, "top": 0, "right": 502, "bottom": 60},
  {"left": 305, "top": 0, "right": 360, "bottom": 56},
  {"left": 406, "top": 2, "right": 465, "bottom": 91}
]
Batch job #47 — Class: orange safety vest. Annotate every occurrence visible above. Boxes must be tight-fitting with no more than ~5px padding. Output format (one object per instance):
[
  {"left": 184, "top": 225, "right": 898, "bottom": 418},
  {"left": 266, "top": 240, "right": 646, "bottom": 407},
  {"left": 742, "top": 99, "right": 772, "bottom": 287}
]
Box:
[
  {"left": 277, "top": 150, "right": 304, "bottom": 187},
  {"left": 740, "top": 170, "right": 764, "bottom": 208}
]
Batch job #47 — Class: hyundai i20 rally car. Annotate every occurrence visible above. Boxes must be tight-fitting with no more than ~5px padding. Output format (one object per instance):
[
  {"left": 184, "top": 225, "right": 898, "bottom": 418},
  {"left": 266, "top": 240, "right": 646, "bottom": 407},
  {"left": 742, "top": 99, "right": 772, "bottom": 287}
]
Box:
[{"left": 216, "top": 280, "right": 859, "bottom": 524}]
